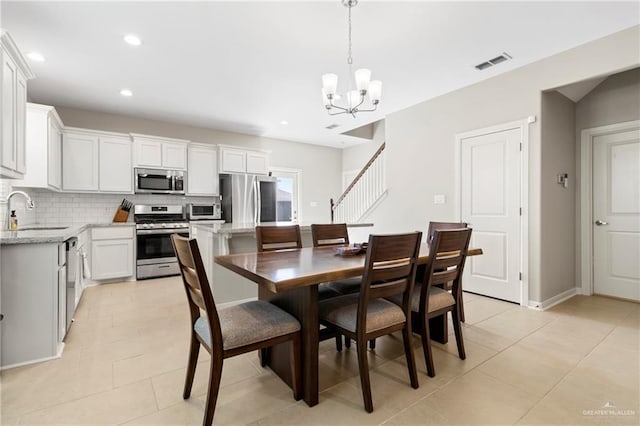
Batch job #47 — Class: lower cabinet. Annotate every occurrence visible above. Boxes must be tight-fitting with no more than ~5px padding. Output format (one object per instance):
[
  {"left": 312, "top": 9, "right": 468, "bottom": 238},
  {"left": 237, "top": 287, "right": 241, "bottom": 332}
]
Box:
[
  {"left": 91, "top": 227, "right": 134, "bottom": 280},
  {"left": 0, "top": 242, "right": 63, "bottom": 368}
]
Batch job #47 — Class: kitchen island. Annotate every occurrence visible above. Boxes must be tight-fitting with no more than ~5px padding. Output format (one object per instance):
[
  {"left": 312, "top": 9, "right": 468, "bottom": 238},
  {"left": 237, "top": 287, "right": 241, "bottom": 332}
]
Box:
[{"left": 190, "top": 222, "right": 373, "bottom": 304}]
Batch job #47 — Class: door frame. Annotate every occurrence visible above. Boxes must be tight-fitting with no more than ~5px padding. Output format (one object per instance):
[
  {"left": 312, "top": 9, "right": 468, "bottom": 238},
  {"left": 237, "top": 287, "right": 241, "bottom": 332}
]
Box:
[
  {"left": 454, "top": 118, "right": 531, "bottom": 307},
  {"left": 579, "top": 120, "right": 640, "bottom": 296},
  {"left": 270, "top": 166, "right": 302, "bottom": 222}
]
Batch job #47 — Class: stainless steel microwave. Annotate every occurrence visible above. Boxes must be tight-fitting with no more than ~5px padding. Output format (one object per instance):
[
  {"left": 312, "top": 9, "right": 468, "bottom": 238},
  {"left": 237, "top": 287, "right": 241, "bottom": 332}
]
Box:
[
  {"left": 187, "top": 203, "right": 222, "bottom": 220},
  {"left": 134, "top": 168, "right": 185, "bottom": 194}
]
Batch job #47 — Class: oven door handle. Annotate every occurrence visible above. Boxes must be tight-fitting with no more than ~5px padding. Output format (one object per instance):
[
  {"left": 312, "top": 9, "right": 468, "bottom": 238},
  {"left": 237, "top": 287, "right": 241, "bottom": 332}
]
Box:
[{"left": 136, "top": 229, "right": 189, "bottom": 235}]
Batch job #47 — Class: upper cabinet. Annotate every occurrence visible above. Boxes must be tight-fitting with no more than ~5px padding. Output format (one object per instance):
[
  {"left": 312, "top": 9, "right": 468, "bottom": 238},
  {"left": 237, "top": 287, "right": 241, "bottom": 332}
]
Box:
[
  {"left": 63, "top": 128, "right": 133, "bottom": 193},
  {"left": 219, "top": 146, "right": 269, "bottom": 175},
  {"left": 62, "top": 130, "right": 100, "bottom": 191},
  {"left": 0, "top": 32, "right": 35, "bottom": 179},
  {"left": 132, "top": 134, "right": 188, "bottom": 170},
  {"left": 99, "top": 135, "right": 133, "bottom": 193},
  {"left": 13, "top": 103, "right": 63, "bottom": 190},
  {"left": 187, "top": 143, "right": 218, "bottom": 196}
]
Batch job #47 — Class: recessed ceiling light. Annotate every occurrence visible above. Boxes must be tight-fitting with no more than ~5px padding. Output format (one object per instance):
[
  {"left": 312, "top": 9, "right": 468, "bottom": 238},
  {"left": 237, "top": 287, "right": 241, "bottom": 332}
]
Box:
[
  {"left": 280, "top": 120, "right": 288, "bottom": 125},
  {"left": 26, "top": 52, "right": 45, "bottom": 62},
  {"left": 120, "top": 89, "right": 133, "bottom": 97},
  {"left": 124, "top": 34, "right": 142, "bottom": 46}
]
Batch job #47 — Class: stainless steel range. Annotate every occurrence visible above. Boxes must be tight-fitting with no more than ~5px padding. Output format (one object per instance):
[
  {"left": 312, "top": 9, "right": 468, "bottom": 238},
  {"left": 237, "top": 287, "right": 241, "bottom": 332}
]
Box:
[{"left": 134, "top": 204, "right": 189, "bottom": 279}]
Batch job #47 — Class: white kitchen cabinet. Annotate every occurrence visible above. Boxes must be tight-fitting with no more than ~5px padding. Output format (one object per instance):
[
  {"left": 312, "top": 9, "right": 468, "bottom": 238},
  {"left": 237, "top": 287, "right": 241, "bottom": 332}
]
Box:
[
  {"left": 1, "top": 242, "right": 64, "bottom": 368},
  {"left": 220, "top": 147, "right": 246, "bottom": 173},
  {"left": 246, "top": 150, "right": 269, "bottom": 174},
  {"left": 62, "top": 131, "right": 99, "bottom": 191},
  {"left": 187, "top": 143, "right": 218, "bottom": 195},
  {"left": 57, "top": 263, "right": 67, "bottom": 344},
  {"left": 132, "top": 134, "right": 188, "bottom": 170},
  {"left": 219, "top": 146, "right": 270, "bottom": 175},
  {"left": 0, "top": 32, "right": 34, "bottom": 179},
  {"left": 99, "top": 135, "right": 133, "bottom": 193},
  {"left": 91, "top": 227, "right": 134, "bottom": 280},
  {"left": 14, "top": 103, "right": 63, "bottom": 190},
  {"left": 63, "top": 128, "right": 132, "bottom": 193}
]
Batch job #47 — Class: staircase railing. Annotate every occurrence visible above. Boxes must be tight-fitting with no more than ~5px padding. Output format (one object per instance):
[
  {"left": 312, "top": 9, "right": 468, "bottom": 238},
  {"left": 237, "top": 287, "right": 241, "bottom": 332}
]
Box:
[{"left": 331, "top": 142, "right": 386, "bottom": 223}]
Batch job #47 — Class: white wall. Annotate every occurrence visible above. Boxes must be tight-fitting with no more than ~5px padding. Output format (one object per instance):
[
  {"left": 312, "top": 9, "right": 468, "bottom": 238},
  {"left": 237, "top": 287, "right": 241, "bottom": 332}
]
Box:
[
  {"left": 355, "top": 25, "right": 639, "bottom": 303},
  {"left": 540, "top": 91, "right": 576, "bottom": 301},
  {"left": 54, "top": 106, "right": 344, "bottom": 224}
]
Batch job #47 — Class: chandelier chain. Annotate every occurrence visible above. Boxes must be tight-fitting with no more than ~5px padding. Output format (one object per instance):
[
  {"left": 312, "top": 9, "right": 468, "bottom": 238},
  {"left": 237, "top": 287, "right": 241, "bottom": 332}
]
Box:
[{"left": 347, "top": 3, "right": 353, "bottom": 65}]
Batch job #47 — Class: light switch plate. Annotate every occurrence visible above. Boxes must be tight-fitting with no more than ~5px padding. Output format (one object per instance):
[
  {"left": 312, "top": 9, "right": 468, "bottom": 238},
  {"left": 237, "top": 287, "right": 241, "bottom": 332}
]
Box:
[
  {"left": 433, "top": 194, "right": 446, "bottom": 204},
  {"left": 310, "top": 201, "right": 318, "bottom": 207}
]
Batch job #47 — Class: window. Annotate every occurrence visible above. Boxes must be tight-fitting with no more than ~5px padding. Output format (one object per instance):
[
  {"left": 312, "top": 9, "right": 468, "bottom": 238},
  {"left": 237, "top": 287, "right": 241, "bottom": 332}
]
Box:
[{"left": 270, "top": 168, "right": 300, "bottom": 222}]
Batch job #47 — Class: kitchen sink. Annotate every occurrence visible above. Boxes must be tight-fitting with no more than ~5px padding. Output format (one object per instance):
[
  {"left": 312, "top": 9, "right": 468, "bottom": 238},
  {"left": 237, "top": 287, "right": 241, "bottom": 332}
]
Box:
[{"left": 17, "top": 226, "right": 68, "bottom": 231}]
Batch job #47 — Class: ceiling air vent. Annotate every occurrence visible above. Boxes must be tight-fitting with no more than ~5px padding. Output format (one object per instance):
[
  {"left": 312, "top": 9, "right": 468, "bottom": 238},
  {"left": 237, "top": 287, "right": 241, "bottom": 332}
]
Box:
[
  {"left": 325, "top": 123, "right": 340, "bottom": 130},
  {"left": 475, "top": 52, "right": 512, "bottom": 70}
]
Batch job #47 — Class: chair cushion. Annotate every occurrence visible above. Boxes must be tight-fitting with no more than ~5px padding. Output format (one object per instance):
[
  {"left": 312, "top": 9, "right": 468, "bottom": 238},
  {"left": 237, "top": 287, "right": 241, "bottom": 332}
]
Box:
[
  {"left": 318, "top": 293, "right": 406, "bottom": 333},
  {"left": 194, "top": 300, "right": 300, "bottom": 351},
  {"left": 388, "top": 285, "right": 456, "bottom": 313},
  {"left": 326, "top": 276, "right": 362, "bottom": 295}
]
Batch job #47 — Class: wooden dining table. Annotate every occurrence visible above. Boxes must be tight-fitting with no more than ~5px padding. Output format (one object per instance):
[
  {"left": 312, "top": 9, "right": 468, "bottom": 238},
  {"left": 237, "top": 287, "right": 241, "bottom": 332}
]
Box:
[{"left": 214, "top": 243, "right": 482, "bottom": 407}]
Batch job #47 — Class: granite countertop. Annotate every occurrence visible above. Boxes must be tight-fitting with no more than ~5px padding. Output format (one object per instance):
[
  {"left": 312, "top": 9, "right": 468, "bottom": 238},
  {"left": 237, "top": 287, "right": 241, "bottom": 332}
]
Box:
[
  {"left": 0, "top": 222, "right": 136, "bottom": 245},
  {"left": 191, "top": 221, "right": 373, "bottom": 235}
]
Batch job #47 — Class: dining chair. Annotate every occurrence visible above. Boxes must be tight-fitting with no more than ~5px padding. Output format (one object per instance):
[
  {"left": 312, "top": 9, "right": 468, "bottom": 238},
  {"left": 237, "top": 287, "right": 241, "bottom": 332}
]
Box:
[
  {"left": 171, "top": 234, "right": 302, "bottom": 426},
  {"left": 311, "top": 223, "right": 376, "bottom": 350},
  {"left": 390, "top": 228, "right": 471, "bottom": 378},
  {"left": 427, "top": 221, "right": 468, "bottom": 322},
  {"left": 255, "top": 224, "right": 302, "bottom": 252},
  {"left": 311, "top": 223, "right": 362, "bottom": 295},
  {"left": 318, "top": 232, "right": 422, "bottom": 412}
]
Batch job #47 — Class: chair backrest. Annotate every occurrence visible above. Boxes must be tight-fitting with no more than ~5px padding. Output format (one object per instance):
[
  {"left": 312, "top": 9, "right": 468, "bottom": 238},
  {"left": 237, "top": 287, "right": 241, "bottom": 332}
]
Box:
[
  {"left": 255, "top": 225, "right": 303, "bottom": 252},
  {"left": 311, "top": 223, "right": 350, "bottom": 247},
  {"left": 171, "top": 234, "right": 223, "bottom": 348},
  {"left": 357, "top": 232, "right": 422, "bottom": 334},
  {"left": 427, "top": 221, "right": 468, "bottom": 243},
  {"left": 420, "top": 228, "right": 472, "bottom": 311}
]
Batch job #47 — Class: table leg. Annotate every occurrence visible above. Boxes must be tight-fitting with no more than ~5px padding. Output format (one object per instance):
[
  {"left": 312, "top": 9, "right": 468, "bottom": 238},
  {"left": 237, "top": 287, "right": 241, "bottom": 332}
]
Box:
[{"left": 259, "top": 285, "right": 319, "bottom": 407}]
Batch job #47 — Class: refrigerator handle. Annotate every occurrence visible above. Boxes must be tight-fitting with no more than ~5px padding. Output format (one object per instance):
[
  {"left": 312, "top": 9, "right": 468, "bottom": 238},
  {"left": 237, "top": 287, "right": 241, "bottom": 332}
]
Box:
[{"left": 253, "top": 176, "right": 262, "bottom": 223}]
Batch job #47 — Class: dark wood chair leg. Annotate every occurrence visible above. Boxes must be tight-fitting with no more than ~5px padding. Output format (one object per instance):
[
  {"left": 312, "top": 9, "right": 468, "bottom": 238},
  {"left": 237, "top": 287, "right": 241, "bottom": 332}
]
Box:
[
  {"left": 344, "top": 336, "right": 351, "bottom": 349},
  {"left": 183, "top": 334, "right": 200, "bottom": 399},
  {"left": 290, "top": 333, "right": 303, "bottom": 401},
  {"left": 420, "top": 315, "right": 435, "bottom": 377},
  {"left": 402, "top": 326, "right": 419, "bottom": 389},
  {"left": 368, "top": 339, "right": 376, "bottom": 350},
  {"left": 356, "top": 336, "right": 374, "bottom": 413},
  {"left": 458, "top": 288, "right": 465, "bottom": 323},
  {"left": 203, "top": 356, "right": 223, "bottom": 426},
  {"left": 335, "top": 335, "right": 343, "bottom": 352},
  {"left": 451, "top": 309, "right": 466, "bottom": 360}
]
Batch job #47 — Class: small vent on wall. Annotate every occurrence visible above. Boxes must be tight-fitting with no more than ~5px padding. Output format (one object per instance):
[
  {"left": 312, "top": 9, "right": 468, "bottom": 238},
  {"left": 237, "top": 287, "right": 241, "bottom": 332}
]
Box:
[
  {"left": 475, "top": 52, "right": 512, "bottom": 70},
  {"left": 326, "top": 123, "right": 340, "bottom": 130}
]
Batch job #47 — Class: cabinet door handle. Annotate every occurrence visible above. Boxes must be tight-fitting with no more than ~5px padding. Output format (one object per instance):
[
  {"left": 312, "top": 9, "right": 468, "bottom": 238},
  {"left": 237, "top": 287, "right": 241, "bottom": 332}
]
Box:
[{"left": 0, "top": 314, "right": 4, "bottom": 321}]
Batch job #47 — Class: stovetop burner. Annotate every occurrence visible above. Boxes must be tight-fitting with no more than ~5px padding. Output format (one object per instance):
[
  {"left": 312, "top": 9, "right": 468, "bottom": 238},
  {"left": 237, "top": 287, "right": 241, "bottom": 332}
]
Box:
[{"left": 134, "top": 204, "right": 188, "bottom": 229}]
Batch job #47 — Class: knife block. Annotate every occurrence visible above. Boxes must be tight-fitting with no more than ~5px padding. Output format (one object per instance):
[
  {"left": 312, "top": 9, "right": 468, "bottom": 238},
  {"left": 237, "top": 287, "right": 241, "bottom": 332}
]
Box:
[{"left": 112, "top": 208, "right": 129, "bottom": 223}]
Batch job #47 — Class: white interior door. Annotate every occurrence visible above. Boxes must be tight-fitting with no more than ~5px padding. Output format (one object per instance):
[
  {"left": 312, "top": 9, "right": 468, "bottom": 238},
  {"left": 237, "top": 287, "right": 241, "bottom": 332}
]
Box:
[
  {"left": 270, "top": 168, "right": 300, "bottom": 222},
  {"left": 593, "top": 129, "right": 640, "bottom": 301},
  {"left": 460, "top": 127, "right": 522, "bottom": 303}
]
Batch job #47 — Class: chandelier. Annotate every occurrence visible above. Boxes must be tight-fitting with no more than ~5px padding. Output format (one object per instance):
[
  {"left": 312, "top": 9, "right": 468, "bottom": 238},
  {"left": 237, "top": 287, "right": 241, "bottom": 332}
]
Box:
[{"left": 321, "top": 0, "right": 381, "bottom": 117}]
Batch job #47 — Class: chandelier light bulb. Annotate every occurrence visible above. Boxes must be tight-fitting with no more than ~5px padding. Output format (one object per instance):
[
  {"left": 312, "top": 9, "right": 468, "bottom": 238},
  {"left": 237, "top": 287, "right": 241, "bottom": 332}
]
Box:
[
  {"left": 368, "top": 80, "right": 382, "bottom": 103},
  {"left": 354, "top": 68, "right": 371, "bottom": 92},
  {"left": 322, "top": 74, "right": 338, "bottom": 97}
]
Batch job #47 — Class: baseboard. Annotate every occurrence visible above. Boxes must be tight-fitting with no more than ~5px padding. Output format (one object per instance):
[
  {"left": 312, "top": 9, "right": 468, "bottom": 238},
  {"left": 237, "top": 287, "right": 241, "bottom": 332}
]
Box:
[
  {"left": 528, "top": 287, "right": 578, "bottom": 310},
  {"left": 216, "top": 297, "right": 258, "bottom": 309},
  {"left": 1, "top": 353, "right": 62, "bottom": 371}
]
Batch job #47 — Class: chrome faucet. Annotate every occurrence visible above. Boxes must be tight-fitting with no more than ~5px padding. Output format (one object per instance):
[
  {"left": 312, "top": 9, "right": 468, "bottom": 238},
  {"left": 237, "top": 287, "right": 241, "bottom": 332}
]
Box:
[{"left": 5, "top": 190, "right": 35, "bottom": 230}]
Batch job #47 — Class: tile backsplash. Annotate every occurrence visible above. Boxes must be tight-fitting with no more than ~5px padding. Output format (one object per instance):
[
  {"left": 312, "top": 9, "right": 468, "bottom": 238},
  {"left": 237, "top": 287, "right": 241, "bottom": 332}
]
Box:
[{"left": 0, "top": 180, "right": 216, "bottom": 227}]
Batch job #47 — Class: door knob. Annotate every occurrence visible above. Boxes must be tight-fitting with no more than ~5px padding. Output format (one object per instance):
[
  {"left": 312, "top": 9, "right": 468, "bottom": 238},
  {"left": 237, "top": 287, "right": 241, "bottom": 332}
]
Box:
[{"left": 594, "top": 220, "right": 609, "bottom": 226}]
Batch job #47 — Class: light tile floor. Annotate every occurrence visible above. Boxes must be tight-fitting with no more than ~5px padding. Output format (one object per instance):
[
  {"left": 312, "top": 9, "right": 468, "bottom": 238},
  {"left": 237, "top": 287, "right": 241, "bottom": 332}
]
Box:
[{"left": 1, "top": 277, "right": 638, "bottom": 425}]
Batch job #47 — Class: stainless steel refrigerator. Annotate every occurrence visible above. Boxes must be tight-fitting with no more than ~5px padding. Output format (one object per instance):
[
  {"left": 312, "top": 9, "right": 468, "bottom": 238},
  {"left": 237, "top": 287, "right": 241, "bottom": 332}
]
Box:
[{"left": 220, "top": 174, "right": 278, "bottom": 223}]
